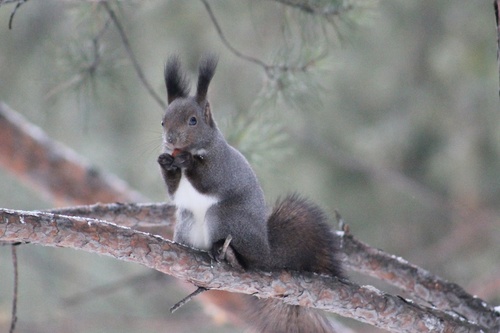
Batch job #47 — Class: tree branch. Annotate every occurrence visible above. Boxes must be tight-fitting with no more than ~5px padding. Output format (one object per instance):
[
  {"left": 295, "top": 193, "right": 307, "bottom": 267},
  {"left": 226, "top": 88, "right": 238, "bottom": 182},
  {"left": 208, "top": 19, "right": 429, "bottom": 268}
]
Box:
[
  {"left": 200, "top": 0, "right": 324, "bottom": 79},
  {"left": 341, "top": 234, "right": 500, "bottom": 330},
  {"left": 101, "top": 2, "right": 166, "bottom": 110},
  {"left": 0, "top": 102, "right": 146, "bottom": 205},
  {"left": 200, "top": 0, "right": 269, "bottom": 69},
  {"left": 270, "top": 0, "right": 353, "bottom": 17},
  {"left": 495, "top": 0, "right": 500, "bottom": 97},
  {"left": 4, "top": 0, "right": 28, "bottom": 30},
  {"left": 44, "top": 201, "right": 500, "bottom": 330},
  {"left": 0, "top": 208, "right": 491, "bottom": 333},
  {"left": 49, "top": 202, "right": 175, "bottom": 239}
]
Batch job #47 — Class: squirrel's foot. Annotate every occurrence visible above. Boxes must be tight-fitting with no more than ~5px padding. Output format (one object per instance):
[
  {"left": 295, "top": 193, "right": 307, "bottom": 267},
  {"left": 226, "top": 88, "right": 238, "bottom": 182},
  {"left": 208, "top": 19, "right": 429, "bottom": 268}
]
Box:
[{"left": 210, "top": 235, "right": 244, "bottom": 272}]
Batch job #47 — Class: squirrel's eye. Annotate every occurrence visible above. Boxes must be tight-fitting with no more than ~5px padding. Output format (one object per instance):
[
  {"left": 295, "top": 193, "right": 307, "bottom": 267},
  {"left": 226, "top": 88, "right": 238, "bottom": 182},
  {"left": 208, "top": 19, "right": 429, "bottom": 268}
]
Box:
[
  {"left": 188, "top": 116, "right": 197, "bottom": 126},
  {"left": 161, "top": 121, "right": 164, "bottom": 127}
]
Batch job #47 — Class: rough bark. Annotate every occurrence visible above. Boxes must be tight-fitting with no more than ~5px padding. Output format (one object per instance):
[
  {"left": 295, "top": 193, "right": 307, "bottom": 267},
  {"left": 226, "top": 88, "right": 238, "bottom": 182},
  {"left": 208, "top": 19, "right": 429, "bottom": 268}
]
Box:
[
  {"left": 1, "top": 208, "right": 494, "bottom": 333},
  {"left": 341, "top": 233, "right": 500, "bottom": 330},
  {"left": 46, "top": 202, "right": 500, "bottom": 331}
]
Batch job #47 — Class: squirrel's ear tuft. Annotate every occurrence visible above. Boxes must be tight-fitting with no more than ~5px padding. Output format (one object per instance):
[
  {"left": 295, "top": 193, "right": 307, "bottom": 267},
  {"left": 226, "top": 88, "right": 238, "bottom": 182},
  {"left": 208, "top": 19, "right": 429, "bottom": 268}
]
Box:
[
  {"left": 165, "top": 55, "right": 190, "bottom": 104},
  {"left": 196, "top": 54, "right": 218, "bottom": 103},
  {"left": 203, "top": 101, "right": 215, "bottom": 127}
]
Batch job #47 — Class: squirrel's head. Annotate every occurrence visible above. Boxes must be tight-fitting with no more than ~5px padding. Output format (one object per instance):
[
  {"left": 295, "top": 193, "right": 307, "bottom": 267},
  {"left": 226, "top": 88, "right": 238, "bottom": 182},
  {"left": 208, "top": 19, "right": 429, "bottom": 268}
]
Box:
[{"left": 161, "top": 55, "right": 218, "bottom": 154}]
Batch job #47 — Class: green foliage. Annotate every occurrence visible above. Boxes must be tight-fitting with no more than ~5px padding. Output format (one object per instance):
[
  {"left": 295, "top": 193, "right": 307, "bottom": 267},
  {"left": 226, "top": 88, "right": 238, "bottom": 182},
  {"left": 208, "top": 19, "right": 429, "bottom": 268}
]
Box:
[
  {"left": 223, "top": 98, "right": 292, "bottom": 172},
  {"left": 224, "top": 0, "right": 378, "bottom": 170}
]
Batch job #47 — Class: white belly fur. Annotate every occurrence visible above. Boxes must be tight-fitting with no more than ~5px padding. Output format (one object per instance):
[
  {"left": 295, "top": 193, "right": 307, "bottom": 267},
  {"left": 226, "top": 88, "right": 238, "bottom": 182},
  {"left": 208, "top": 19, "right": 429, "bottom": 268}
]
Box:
[{"left": 174, "top": 172, "right": 219, "bottom": 250}]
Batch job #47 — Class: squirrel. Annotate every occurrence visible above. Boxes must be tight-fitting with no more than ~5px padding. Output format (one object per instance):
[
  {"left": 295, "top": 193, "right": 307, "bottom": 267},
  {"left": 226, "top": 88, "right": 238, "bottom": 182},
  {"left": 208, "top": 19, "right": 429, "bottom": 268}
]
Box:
[{"left": 157, "top": 55, "right": 344, "bottom": 333}]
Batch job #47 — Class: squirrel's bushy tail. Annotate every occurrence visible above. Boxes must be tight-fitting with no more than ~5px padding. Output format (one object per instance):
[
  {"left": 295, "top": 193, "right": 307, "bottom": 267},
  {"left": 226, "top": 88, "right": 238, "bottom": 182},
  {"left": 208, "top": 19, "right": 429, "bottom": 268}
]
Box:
[
  {"left": 267, "top": 194, "right": 343, "bottom": 277},
  {"left": 246, "top": 194, "right": 343, "bottom": 333},
  {"left": 246, "top": 297, "right": 336, "bottom": 333}
]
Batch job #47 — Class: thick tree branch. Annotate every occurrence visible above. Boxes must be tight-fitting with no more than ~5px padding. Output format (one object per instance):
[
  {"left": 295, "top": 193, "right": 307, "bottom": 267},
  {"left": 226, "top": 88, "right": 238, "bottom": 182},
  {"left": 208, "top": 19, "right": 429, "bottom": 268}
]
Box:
[
  {"left": 0, "top": 102, "right": 146, "bottom": 205},
  {"left": 0, "top": 208, "right": 491, "bottom": 333},
  {"left": 45, "top": 201, "right": 500, "bottom": 330},
  {"left": 341, "top": 234, "right": 500, "bottom": 330},
  {"left": 48, "top": 202, "right": 175, "bottom": 239}
]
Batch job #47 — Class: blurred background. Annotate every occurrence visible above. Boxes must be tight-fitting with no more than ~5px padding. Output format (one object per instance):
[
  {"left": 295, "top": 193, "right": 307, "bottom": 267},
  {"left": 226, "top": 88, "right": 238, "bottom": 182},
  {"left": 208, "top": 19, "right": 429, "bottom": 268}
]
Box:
[{"left": 0, "top": 1, "right": 499, "bottom": 332}]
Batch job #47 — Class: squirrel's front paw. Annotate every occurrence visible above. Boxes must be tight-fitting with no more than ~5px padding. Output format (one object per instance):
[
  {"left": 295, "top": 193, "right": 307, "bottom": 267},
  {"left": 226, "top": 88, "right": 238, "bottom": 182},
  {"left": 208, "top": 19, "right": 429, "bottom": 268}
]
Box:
[
  {"left": 158, "top": 153, "right": 175, "bottom": 170},
  {"left": 173, "top": 151, "right": 193, "bottom": 168}
]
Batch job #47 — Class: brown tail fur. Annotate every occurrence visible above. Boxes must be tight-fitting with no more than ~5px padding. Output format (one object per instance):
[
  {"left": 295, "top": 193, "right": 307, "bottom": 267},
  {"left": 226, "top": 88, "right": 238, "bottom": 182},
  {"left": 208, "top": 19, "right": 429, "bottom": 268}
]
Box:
[{"left": 246, "top": 194, "right": 344, "bottom": 332}]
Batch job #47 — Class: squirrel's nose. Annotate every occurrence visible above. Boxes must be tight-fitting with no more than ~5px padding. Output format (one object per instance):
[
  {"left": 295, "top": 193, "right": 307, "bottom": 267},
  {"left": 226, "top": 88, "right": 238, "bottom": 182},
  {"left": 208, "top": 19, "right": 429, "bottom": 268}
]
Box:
[{"left": 167, "top": 133, "right": 175, "bottom": 144}]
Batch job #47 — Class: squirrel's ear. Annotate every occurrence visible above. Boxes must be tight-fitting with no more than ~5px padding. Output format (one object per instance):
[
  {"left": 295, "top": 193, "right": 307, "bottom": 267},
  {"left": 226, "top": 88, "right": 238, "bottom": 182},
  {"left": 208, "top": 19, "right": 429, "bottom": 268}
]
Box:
[
  {"left": 196, "top": 54, "right": 218, "bottom": 103},
  {"left": 203, "top": 101, "right": 215, "bottom": 127},
  {"left": 165, "top": 55, "right": 190, "bottom": 104}
]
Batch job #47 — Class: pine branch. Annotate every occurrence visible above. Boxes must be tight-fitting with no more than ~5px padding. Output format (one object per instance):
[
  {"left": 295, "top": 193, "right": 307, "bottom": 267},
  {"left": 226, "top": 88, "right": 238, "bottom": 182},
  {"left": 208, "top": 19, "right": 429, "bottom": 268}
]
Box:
[
  {"left": 101, "top": 2, "right": 166, "bottom": 109},
  {"left": 270, "top": 0, "right": 354, "bottom": 17},
  {"left": 201, "top": 0, "right": 324, "bottom": 79},
  {"left": 0, "top": 208, "right": 492, "bottom": 333},
  {"left": 44, "top": 15, "right": 112, "bottom": 103},
  {"left": 0, "top": 102, "right": 146, "bottom": 205},
  {"left": 43, "top": 202, "right": 500, "bottom": 330},
  {"left": 49, "top": 202, "right": 175, "bottom": 239},
  {"left": 200, "top": 0, "right": 268, "bottom": 69},
  {"left": 342, "top": 234, "right": 500, "bottom": 329},
  {"left": 8, "top": 0, "right": 27, "bottom": 30}
]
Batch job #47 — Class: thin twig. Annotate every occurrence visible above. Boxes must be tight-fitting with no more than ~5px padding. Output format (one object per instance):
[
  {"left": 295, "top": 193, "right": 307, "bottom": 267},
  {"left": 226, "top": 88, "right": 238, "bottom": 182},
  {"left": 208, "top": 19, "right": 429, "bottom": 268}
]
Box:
[
  {"left": 9, "top": 245, "right": 18, "bottom": 333},
  {"left": 87, "top": 16, "right": 112, "bottom": 76},
  {"left": 170, "top": 287, "right": 208, "bottom": 313},
  {"left": 271, "top": 0, "right": 353, "bottom": 16},
  {"left": 6, "top": 0, "right": 28, "bottom": 30},
  {"left": 495, "top": 0, "right": 500, "bottom": 97},
  {"left": 44, "top": 16, "right": 112, "bottom": 101},
  {"left": 200, "top": 0, "right": 269, "bottom": 69},
  {"left": 200, "top": 0, "right": 322, "bottom": 78},
  {"left": 101, "top": 2, "right": 166, "bottom": 109}
]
